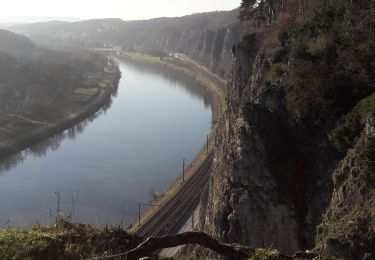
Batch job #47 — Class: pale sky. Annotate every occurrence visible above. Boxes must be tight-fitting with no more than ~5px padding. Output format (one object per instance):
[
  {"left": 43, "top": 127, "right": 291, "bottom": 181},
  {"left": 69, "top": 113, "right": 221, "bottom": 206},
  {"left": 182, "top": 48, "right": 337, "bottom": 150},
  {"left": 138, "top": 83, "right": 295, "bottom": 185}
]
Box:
[{"left": 0, "top": 0, "right": 242, "bottom": 21}]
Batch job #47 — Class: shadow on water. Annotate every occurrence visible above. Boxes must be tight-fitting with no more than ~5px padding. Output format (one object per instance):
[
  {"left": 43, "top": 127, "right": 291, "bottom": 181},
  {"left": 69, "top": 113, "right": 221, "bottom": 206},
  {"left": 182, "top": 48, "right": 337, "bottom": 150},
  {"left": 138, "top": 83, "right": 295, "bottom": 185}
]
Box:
[{"left": 0, "top": 98, "right": 114, "bottom": 175}]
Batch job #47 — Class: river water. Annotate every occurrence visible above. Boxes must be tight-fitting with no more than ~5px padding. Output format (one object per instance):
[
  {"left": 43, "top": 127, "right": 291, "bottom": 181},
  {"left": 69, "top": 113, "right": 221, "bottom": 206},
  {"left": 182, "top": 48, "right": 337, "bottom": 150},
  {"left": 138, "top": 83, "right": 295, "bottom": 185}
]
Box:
[{"left": 0, "top": 59, "right": 212, "bottom": 227}]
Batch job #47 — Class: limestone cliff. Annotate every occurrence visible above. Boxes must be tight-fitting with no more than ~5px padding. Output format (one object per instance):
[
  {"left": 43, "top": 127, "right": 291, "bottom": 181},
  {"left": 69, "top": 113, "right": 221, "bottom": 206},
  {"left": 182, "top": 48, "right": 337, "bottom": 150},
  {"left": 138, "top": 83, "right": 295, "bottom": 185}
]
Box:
[
  {"left": 119, "top": 10, "right": 245, "bottom": 78},
  {"left": 200, "top": 35, "right": 300, "bottom": 255},
  {"left": 198, "top": 33, "right": 345, "bottom": 256}
]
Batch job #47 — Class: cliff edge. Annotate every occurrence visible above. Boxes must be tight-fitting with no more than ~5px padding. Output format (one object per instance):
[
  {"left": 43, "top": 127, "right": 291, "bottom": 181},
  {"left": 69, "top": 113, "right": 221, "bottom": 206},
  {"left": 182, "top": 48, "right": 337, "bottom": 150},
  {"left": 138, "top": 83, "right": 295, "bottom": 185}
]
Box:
[{"left": 198, "top": 2, "right": 375, "bottom": 259}]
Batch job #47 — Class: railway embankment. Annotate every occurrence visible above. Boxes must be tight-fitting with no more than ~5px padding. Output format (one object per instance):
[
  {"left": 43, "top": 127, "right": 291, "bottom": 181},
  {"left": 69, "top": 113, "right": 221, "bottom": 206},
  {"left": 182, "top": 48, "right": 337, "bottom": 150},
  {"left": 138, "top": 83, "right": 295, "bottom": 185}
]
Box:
[{"left": 119, "top": 52, "right": 225, "bottom": 234}]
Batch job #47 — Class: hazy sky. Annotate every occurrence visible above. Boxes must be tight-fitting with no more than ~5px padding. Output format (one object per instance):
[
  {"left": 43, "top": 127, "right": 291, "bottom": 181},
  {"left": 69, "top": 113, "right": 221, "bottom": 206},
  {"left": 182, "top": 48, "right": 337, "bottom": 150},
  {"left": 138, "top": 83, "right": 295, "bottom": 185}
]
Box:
[{"left": 0, "top": 0, "right": 241, "bottom": 21}]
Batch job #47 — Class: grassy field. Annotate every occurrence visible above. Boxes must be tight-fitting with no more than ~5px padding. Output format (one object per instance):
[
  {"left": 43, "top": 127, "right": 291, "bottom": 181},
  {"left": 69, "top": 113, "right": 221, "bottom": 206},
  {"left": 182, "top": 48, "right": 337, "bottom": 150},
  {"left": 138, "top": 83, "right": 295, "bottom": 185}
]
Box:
[
  {"left": 71, "top": 87, "right": 99, "bottom": 103},
  {"left": 124, "top": 52, "right": 162, "bottom": 64}
]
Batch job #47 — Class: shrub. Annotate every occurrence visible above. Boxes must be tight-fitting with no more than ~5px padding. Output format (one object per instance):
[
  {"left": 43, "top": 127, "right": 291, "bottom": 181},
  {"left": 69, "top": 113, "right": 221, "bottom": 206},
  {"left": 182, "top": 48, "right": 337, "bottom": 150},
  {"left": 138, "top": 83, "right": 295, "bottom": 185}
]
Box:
[
  {"left": 0, "top": 220, "right": 140, "bottom": 260},
  {"left": 329, "top": 93, "right": 375, "bottom": 153}
]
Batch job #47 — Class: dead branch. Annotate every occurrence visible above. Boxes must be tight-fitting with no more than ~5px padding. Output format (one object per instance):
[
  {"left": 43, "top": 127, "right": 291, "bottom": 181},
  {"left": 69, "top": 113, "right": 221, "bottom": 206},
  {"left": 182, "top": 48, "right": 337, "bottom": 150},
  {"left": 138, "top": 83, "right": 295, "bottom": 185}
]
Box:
[{"left": 124, "top": 231, "right": 255, "bottom": 260}]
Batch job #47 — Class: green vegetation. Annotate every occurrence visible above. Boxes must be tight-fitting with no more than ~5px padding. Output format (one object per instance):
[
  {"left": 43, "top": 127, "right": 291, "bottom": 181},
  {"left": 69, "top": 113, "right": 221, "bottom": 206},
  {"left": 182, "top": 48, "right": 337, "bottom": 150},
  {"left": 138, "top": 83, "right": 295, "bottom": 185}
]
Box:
[
  {"left": 317, "top": 129, "right": 375, "bottom": 258},
  {"left": 242, "top": 0, "right": 375, "bottom": 148},
  {"left": 283, "top": 10, "right": 373, "bottom": 128},
  {"left": 0, "top": 30, "right": 120, "bottom": 151},
  {"left": 124, "top": 52, "right": 163, "bottom": 64},
  {"left": 0, "top": 220, "right": 140, "bottom": 260},
  {"left": 284, "top": 14, "right": 374, "bottom": 128},
  {"left": 0, "top": 220, "right": 292, "bottom": 260},
  {"left": 330, "top": 93, "right": 375, "bottom": 152},
  {"left": 0, "top": 30, "right": 110, "bottom": 120},
  {"left": 241, "top": 0, "right": 375, "bottom": 124},
  {"left": 71, "top": 87, "right": 99, "bottom": 103},
  {"left": 0, "top": 71, "right": 113, "bottom": 149},
  {"left": 0, "top": 116, "right": 45, "bottom": 146},
  {"left": 247, "top": 249, "right": 282, "bottom": 260},
  {"left": 240, "top": 1, "right": 375, "bottom": 258}
]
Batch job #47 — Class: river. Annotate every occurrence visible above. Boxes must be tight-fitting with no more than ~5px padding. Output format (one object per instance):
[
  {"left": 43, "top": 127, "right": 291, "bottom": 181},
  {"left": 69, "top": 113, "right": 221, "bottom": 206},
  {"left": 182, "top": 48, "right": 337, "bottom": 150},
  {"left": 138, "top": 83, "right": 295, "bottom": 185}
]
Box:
[{"left": 0, "top": 59, "right": 212, "bottom": 227}]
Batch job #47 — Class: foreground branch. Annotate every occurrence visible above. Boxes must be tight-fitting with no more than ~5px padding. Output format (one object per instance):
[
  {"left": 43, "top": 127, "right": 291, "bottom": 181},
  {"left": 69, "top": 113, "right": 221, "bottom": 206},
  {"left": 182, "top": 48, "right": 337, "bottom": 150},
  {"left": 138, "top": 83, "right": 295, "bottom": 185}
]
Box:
[{"left": 124, "top": 231, "right": 255, "bottom": 259}]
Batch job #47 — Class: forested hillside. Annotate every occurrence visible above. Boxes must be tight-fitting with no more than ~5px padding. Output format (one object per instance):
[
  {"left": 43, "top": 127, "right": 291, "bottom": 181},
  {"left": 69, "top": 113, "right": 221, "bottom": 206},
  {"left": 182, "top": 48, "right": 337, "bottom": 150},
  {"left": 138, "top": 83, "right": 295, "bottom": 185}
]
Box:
[
  {"left": 0, "top": 29, "right": 120, "bottom": 160},
  {"left": 0, "top": 30, "right": 34, "bottom": 59},
  {"left": 0, "top": 30, "right": 109, "bottom": 119}
]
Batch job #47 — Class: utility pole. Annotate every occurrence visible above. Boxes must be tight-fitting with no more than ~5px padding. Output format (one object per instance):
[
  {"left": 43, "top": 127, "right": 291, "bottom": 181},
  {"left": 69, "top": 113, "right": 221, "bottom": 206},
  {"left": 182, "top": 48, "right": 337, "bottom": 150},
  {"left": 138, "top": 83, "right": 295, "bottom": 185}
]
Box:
[
  {"left": 206, "top": 134, "right": 209, "bottom": 154},
  {"left": 182, "top": 158, "right": 186, "bottom": 182}
]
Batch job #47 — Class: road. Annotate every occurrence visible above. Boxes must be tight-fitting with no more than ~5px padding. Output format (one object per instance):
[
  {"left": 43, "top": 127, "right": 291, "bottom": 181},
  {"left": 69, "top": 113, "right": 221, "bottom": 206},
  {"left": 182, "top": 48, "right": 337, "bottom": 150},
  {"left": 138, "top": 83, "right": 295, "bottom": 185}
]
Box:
[{"left": 136, "top": 152, "right": 213, "bottom": 237}]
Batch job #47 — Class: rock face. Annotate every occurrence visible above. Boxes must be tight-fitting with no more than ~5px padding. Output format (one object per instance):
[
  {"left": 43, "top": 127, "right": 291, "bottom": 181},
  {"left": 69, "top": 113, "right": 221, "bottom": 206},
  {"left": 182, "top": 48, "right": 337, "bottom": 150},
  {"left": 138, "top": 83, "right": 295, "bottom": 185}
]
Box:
[
  {"left": 120, "top": 10, "right": 245, "bottom": 78},
  {"left": 316, "top": 111, "right": 375, "bottom": 259},
  {"left": 157, "top": 21, "right": 243, "bottom": 78},
  {"left": 198, "top": 34, "right": 336, "bottom": 256},
  {"left": 198, "top": 28, "right": 374, "bottom": 257},
  {"left": 200, "top": 35, "right": 299, "bottom": 255}
]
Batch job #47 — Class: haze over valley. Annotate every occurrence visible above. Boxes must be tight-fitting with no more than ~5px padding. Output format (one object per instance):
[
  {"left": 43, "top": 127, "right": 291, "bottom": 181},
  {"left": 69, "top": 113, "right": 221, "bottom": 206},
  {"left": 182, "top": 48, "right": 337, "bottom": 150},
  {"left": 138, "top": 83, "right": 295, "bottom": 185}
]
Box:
[{"left": 0, "top": 1, "right": 374, "bottom": 259}]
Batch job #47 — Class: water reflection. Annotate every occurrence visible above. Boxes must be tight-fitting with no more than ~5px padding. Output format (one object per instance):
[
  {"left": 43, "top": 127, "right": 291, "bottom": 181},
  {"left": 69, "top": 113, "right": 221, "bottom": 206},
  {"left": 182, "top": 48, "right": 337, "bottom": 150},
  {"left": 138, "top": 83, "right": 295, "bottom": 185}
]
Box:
[
  {"left": 0, "top": 59, "right": 212, "bottom": 227},
  {"left": 0, "top": 99, "right": 113, "bottom": 175},
  {"left": 113, "top": 57, "right": 212, "bottom": 108},
  {"left": 0, "top": 60, "right": 212, "bottom": 176}
]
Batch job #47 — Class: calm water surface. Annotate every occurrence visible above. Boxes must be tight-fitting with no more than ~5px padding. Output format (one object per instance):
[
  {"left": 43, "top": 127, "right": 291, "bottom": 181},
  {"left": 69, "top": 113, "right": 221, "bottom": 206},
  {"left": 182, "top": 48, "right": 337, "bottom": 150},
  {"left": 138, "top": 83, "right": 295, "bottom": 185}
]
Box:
[{"left": 0, "top": 59, "right": 212, "bottom": 227}]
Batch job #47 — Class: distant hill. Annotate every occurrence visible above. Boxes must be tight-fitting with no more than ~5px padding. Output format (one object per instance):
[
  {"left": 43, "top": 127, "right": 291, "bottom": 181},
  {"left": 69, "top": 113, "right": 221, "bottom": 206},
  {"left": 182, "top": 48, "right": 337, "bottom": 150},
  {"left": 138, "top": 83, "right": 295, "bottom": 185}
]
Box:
[
  {"left": 0, "top": 16, "right": 82, "bottom": 25},
  {"left": 0, "top": 30, "right": 34, "bottom": 59},
  {"left": 8, "top": 21, "right": 72, "bottom": 36},
  {"left": 8, "top": 9, "right": 245, "bottom": 77}
]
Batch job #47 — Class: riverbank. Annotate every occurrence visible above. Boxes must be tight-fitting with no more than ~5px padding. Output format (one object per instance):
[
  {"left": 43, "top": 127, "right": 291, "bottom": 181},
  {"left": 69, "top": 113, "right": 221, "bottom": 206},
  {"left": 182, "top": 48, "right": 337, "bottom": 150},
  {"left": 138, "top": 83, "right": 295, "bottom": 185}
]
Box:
[
  {"left": 119, "top": 52, "right": 225, "bottom": 233},
  {"left": 0, "top": 62, "right": 121, "bottom": 160}
]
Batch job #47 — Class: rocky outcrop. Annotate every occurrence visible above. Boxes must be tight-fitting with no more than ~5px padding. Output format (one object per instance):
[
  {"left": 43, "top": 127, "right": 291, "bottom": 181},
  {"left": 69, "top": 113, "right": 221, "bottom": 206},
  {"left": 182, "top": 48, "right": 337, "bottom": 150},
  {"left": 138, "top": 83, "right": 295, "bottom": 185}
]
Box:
[
  {"left": 119, "top": 11, "right": 245, "bottom": 78},
  {"left": 200, "top": 35, "right": 301, "bottom": 255},
  {"left": 159, "top": 22, "right": 244, "bottom": 78},
  {"left": 316, "top": 111, "right": 375, "bottom": 259},
  {"left": 198, "top": 34, "right": 336, "bottom": 256},
  {"left": 122, "top": 22, "right": 242, "bottom": 78}
]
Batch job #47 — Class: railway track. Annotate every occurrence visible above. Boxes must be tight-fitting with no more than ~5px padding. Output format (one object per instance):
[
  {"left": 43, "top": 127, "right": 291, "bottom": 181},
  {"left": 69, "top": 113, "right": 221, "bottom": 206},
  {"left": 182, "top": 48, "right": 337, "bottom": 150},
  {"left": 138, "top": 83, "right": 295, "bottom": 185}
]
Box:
[{"left": 136, "top": 152, "right": 213, "bottom": 237}]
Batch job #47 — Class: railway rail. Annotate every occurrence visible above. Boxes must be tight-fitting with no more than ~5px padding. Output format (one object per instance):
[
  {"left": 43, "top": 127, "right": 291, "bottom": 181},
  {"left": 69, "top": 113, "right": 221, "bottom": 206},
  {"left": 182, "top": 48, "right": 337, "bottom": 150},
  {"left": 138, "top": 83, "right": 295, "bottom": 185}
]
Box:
[{"left": 136, "top": 152, "right": 213, "bottom": 237}]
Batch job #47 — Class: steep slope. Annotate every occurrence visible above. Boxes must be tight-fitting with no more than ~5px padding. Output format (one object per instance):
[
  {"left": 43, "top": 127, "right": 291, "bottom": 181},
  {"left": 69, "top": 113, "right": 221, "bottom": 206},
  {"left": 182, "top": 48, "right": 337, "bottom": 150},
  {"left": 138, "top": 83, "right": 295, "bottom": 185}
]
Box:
[
  {"left": 316, "top": 111, "right": 375, "bottom": 259},
  {"left": 199, "top": 2, "right": 375, "bottom": 258},
  {"left": 199, "top": 34, "right": 332, "bottom": 255},
  {"left": 118, "top": 10, "right": 244, "bottom": 77}
]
